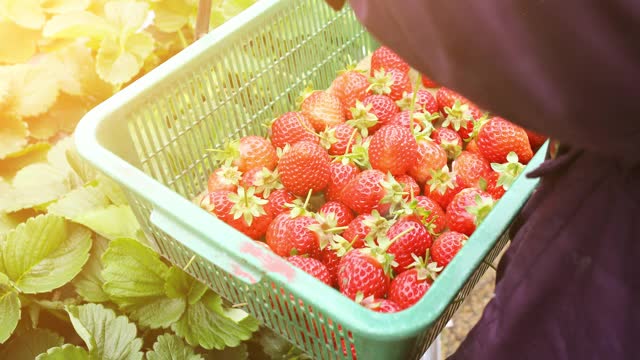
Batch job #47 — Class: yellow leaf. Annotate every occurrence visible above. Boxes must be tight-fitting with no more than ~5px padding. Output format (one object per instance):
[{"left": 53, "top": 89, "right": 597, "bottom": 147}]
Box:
[
  {"left": 2, "top": 63, "right": 60, "bottom": 117},
  {"left": 96, "top": 32, "right": 153, "bottom": 85},
  {"left": 3, "top": 0, "right": 46, "bottom": 29},
  {"left": 0, "top": 115, "right": 28, "bottom": 159},
  {"left": 41, "top": 0, "right": 90, "bottom": 14},
  {"left": 151, "top": 0, "right": 195, "bottom": 33},
  {"left": 53, "top": 43, "right": 114, "bottom": 102},
  {"left": 24, "top": 94, "right": 88, "bottom": 140},
  {"left": 0, "top": 143, "right": 50, "bottom": 179},
  {"left": 0, "top": 20, "right": 40, "bottom": 64},
  {"left": 43, "top": 10, "right": 113, "bottom": 42},
  {"left": 104, "top": 1, "right": 150, "bottom": 34}
]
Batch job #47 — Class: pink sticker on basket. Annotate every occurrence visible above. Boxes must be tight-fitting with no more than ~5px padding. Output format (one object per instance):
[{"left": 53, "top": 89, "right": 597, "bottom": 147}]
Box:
[
  {"left": 240, "top": 242, "right": 296, "bottom": 282},
  {"left": 231, "top": 263, "right": 257, "bottom": 283}
]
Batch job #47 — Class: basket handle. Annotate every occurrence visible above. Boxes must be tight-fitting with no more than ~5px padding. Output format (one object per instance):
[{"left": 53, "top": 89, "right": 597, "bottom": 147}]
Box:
[
  {"left": 150, "top": 207, "right": 265, "bottom": 285},
  {"left": 194, "top": 0, "right": 212, "bottom": 40}
]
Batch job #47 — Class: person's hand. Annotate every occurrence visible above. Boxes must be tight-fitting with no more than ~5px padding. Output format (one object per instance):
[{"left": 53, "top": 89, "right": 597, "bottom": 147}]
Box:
[{"left": 324, "top": 0, "right": 346, "bottom": 11}]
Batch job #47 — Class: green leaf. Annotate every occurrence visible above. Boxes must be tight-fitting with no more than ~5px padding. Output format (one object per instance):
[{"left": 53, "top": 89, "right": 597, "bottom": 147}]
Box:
[
  {"left": 65, "top": 146, "right": 99, "bottom": 184},
  {"left": 96, "top": 32, "right": 154, "bottom": 85},
  {"left": 67, "top": 303, "right": 143, "bottom": 360},
  {"left": 0, "top": 273, "right": 20, "bottom": 343},
  {"left": 41, "top": 0, "right": 91, "bottom": 14},
  {"left": 0, "top": 214, "right": 91, "bottom": 294},
  {"left": 102, "top": 238, "right": 185, "bottom": 329},
  {"left": 97, "top": 174, "right": 128, "bottom": 205},
  {"left": 36, "top": 344, "right": 90, "bottom": 360},
  {"left": 0, "top": 212, "right": 20, "bottom": 235},
  {"left": 73, "top": 235, "right": 109, "bottom": 302},
  {"left": 165, "top": 266, "right": 208, "bottom": 305},
  {"left": 73, "top": 204, "right": 141, "bottom": 240},
  {"left": 103, "top": 1, "right": 150, "bottom": 34},
  {"left": 146, "top": 334, "right": 203, "bottom": 360},
  {"left": 0, "top": 328, "right": 64, "bottom": 360},
  {"left": 43, "top": 10, "right": 113, "bottom": 41},
  {"left": 172, "top": 291, "right": 259, "bottom": 350},
  {"left": 1, "top": 163, "right": 71, "bottom": 213},
  {"left": 48, "top": 184, "right": 111, "bottom": 219}
]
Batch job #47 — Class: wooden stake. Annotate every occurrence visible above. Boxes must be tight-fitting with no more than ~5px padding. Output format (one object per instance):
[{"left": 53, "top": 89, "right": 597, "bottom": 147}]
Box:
[{"left": 195, "top": 0, "right": 212, "bottom": 40}]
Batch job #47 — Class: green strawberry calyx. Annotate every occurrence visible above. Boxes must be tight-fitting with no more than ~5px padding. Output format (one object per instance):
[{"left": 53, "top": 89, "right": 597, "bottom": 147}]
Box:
[
  {"left": 336, "top": 54, "right": 367, "bottom": 75},
  {"left": 361, "top": 210, "right": 393, "bottom": 244},
  {"left": 228, "top": 186, "right": 268, "bottom": 226},
  {"left": 207, "top": 139, "right": 240, "bottom": 166},
  {"left": 440, "top": 139, "right": 463, "bottom": 160},
  {"left": 427, "top": 166, "right": 456, "bottom": 195},
  {"left": 394, "top": 199, "right": 439, "bottom": 234},
  {"left": 367, "top": 226, "right": 412, "bottom": 276},
  {"left": 465, "top": 194, "right": 496, "bottom": 226},
  {"left": 408, "top": 250, "right": 443, "bottom": 282},
  {"left": 395, "top": 91, "right": 415, "bottom": 111},
  {"left": 347, "top": 100, "right": 378, "bottom": 138},
  {"left": 215, "top": 164, "right": 242, "bottom": 187},
  {"left": 367, "top": 68, "right": 394, "bottom": 95},
  {"left": 329, "top": 234, "right": 360, "bottom": 257},
  {"left": 355, "top": 292, "right": 383, "bottom": 310},
  {"left": 286, "top": 189, "right": 314, "bottom": 218},
  {"left": 308, "top": 212, "right": 349, "bottom": 250},
  {"left": 253, "top": 168, "right": 284, "bottom": 198},
  {"left": 380, "top": 173, "right": 409, "bottom": 214},
  {"left": 338, "top": 136, "right": 371, "bottom": 169},
  {"left": 465, "top": 113, "right": 490, "bottom": 142},
  {"left": 490, "top": 152, "right": 525, "bottom": 191},
  {"left": 441, "top": 100, "right": 474, "bottom": 131},
  {"left": 319, "top": 126, "right": 339, "bottom": 150}
]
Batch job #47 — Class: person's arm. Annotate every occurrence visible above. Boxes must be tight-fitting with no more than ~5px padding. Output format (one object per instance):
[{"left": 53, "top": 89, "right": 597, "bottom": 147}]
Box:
[{"left": 344, "top": 0, "right": 640, "bottom": 165}]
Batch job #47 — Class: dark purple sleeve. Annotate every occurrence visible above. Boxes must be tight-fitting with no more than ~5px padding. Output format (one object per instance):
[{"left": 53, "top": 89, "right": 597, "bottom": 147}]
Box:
[{"left": 348, "top": 0, "right": 640, "bottom": 165}]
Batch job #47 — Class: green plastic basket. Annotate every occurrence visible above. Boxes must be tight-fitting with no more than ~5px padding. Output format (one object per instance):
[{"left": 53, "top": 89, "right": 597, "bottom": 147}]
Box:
[{"left": 75, "top": 0, "right": 547, "bottom": 358}]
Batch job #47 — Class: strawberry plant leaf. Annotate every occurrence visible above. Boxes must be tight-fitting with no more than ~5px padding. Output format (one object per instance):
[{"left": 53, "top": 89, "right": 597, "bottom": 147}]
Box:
[
  {"left": 73, "top": 235, "right": 109, "bottom": 303},
  {"left": 0, "top": 214, "right": 91, "bottom": 294},
  {"left": 97, "top": 174, "right": 128, "bottom": 206},
  {"left": 0, "top": 114, "right": 28, "bottom": 160},
  {"left": 102, "top": 238, "right": 186, "bottom": 329},
  {"left": 172, "top": 291, "right": 259, "bottom": 350},
  {"left": 0, "top": 20, "right": 40, "bottom": 64},
  {"left": 4, "top": 0, "right": 46, "bottom": 29},
  {"left": 43, "top": 10, "right": 113, "bottom": 41},
  {"left": 165, "top": 266, "right": 208, "bottom": 305},
  {"left": 36, "top": 344, "right": 90, "bottom": 360},
  {"left": 1, "top": 163, "right": 71, "bottom": 213},
  {"left": 73, "top": 204, "right": 142, "bottom": 241},
  {"left": 48, "top": 183, "right": 111, "bottom": 220},
  {"left": 0, "top": 273, "right": 20, "bottom": 343},
  {"left": 41, "top": 0, "right": 91, "bottom": 14},
  {"left": 96, "top": 32, "right": 154, "bottom": 85},
  {"left": 0, "top": 328, "right": 64, "bottom": 360},
  {"left": 146, "top": 333, "right": 203, "bottom": 360},
  {"left": 66, "top": 303, "right": 143, "bottom": 360}
]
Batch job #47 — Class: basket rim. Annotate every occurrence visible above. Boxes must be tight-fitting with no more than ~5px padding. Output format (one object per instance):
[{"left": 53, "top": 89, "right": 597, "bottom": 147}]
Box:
[{"left": 74, "top": 0, "right": 548, "bottom": 342}]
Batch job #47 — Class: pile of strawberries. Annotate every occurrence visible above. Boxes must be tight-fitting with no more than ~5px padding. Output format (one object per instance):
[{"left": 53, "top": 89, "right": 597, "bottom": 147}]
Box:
[{"left": 197, "top": 46, "right": 546, "bottom": 314}]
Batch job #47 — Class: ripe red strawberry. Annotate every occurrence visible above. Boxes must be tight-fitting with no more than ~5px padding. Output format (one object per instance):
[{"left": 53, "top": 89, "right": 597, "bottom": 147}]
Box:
[
  {"left": 266, "top": 213, "right": 321, "bottom": 257},
  {"left": 388, "top": 267, "right": 432, "bottom": 310},
  {"left": 386, "top": 219, "right": 433, "bottom": 273},
  {"left": 330, "top": 70, "right": 369, "bottom": 118},
  {"left": 207, "top": 164, "right": 241, "bottom": 193},
  {"left": 301, "top": 90, "right": 345, "bottom": 131},
  {"left": 358, "top": 295, "right": 402, "bottom": 313},
  {"left": 278, "top": 141, "right": 331, "bottom": 196},
  {"left": 370, "top": 46, "right": 410, "bottom": 75},
  {"left": 396, "top": 89, "right": 438, "bottom": 114},
  {"left": 337, "top": 249, "right": 391, "bottom": 300},
  {"left": 326, "top": 160, "right": 360, "bottom": 202},
  {"left": 395, "top": 174, "right": 420, "bottom": 199},
  {"left": 421, "top": 73, "right": 438, "bottom": 88},
  {"left": 525, "top": 128, "right": 548, "bottom": 151},
  {"left": 482, "top": 151, "right": 526, "bottom": 200},
  {"left": 239, "top": 167, "right": 283, "bottom": 198},
  {"left": 342, "top": 211, "right": 391, "bottom": 249},
  {"left": 435, "top": 87, "right": 468, "bottom": 112},
  {"left": 408, "top": 138, "right": 448, "bottom": 184},
  {"left": 441, "top": 101, "right": 483, "bottom": 140},
  {"left": 270, "top": 112, "right": 319, "bottom": 149},
  {"left": 424, "top": 167, "right": 465, "bottom": 209},
  {"left": 265, "top": 189, "right": 296, "bottom": 218},
  {"left": 431, "top": 127, "right": 463, "bottom": 160},
  {"left": 368, "top": 125, "right": 418, "bottom": 175},
  {"left": 340, "top": 169, "right": 386, "bottom": 214},
  {"left": 213, "top": 136, "right": 278, "bottom": 173},
  {"left": 446, "top": 188, "right": 495, "bottom": 236},
  {"left": 319, "top": 201, "right": 355, "bottom": 228},
  {"left": 477, "top": 117, "right": 534, "bottom": 164},
  {"left": 401, "top": 195, "right": 447, "bottom": 234},
  {"left": 288, "top": 256, "right": 332, "bottom": 286},
  {"left": 431, "top": 231, "right": 467, "bottom": 268},
  {"left": 361, "top": 94, "right": 399, "bottom": 128},
  {"left": 452, "top": 151, "right": 491, "bottom": 188},
  {"left": 368, "top": 68, "right": 411, "bottom": 101},
  {"left": 465, "top": 138, "right": 480, "bottom": 154},
  {"left": 322, "top": 123, "right": 360, "bottom": 156},
  {"left": 208, "top": 188, "right": 273, "bottom": 240},
  {"left": 320, "top": 247, "right": 341, "bottom": 287}
]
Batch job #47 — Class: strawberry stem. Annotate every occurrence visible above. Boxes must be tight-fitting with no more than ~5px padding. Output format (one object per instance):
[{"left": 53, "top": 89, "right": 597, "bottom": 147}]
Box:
[{"left": 408, "top": 73, "right": 422, "bottom": 134}]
